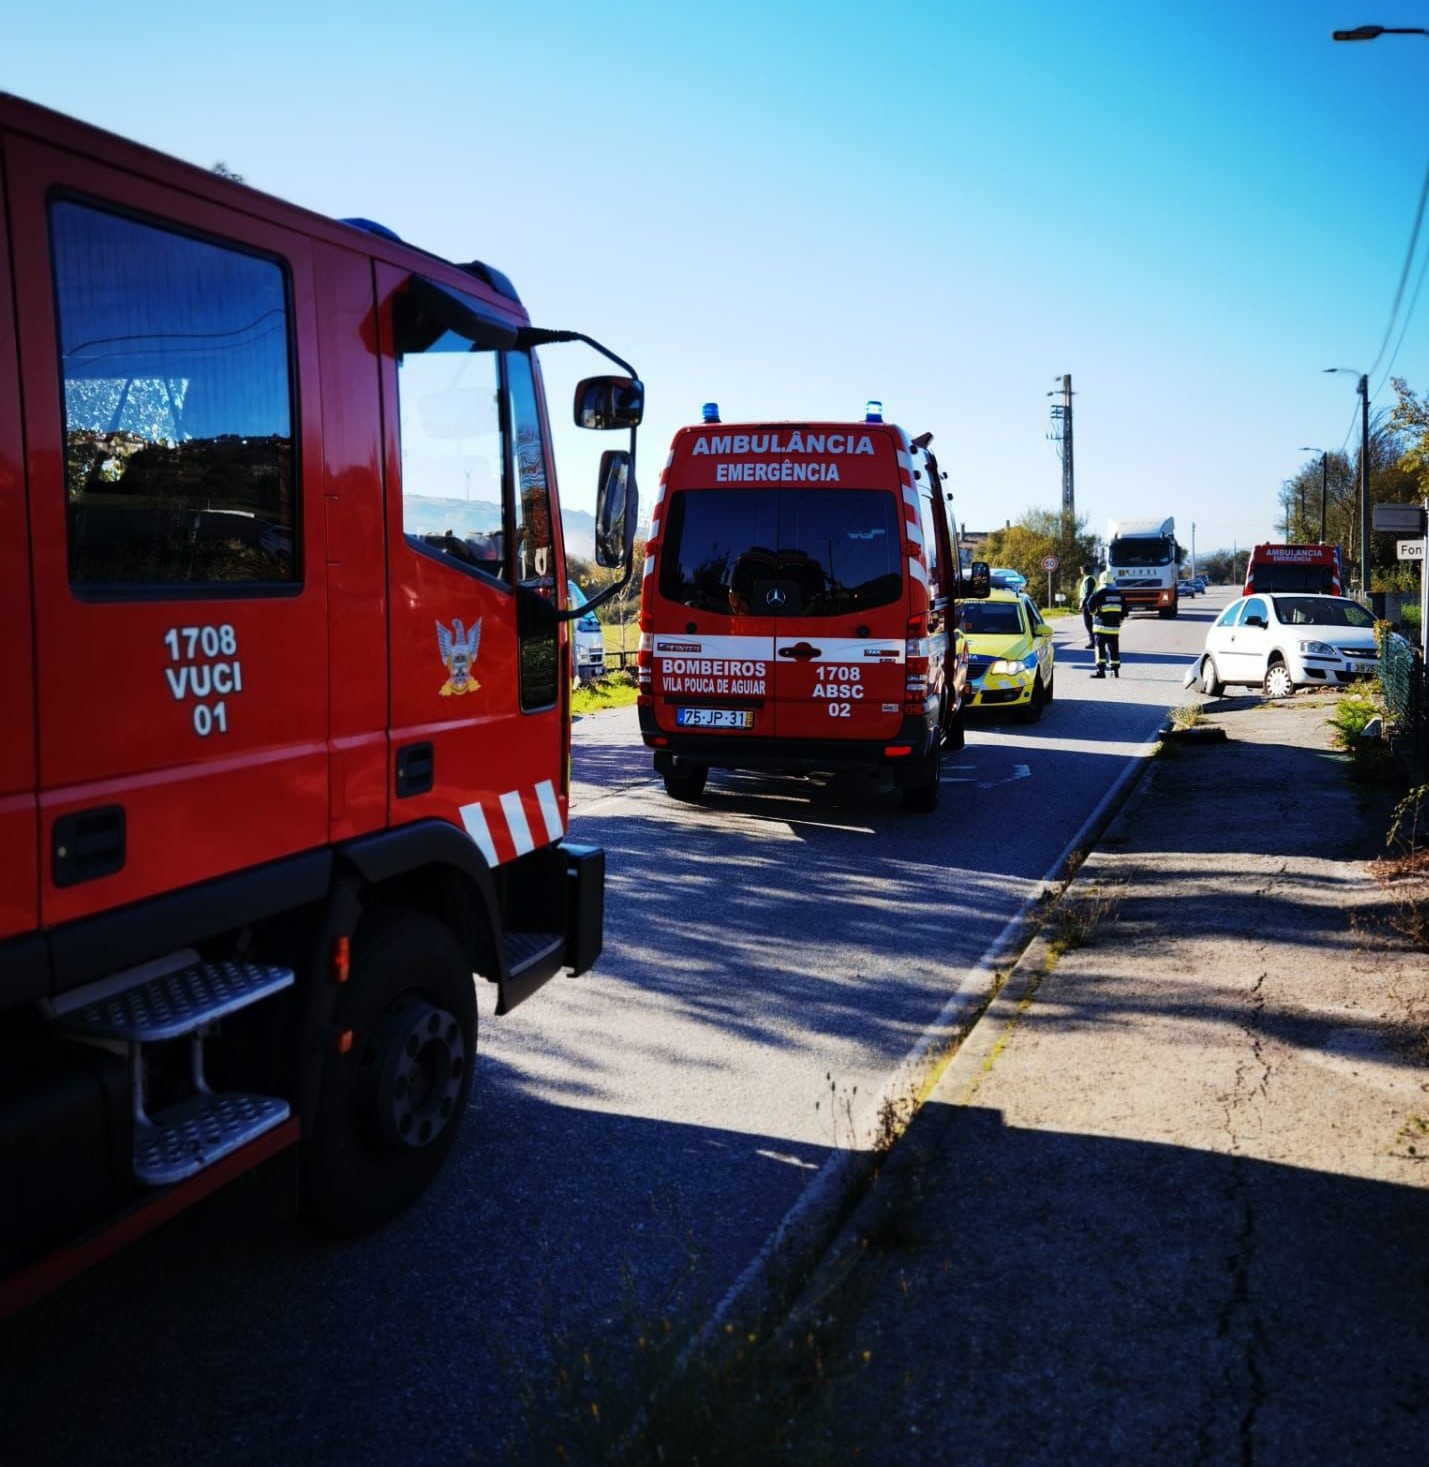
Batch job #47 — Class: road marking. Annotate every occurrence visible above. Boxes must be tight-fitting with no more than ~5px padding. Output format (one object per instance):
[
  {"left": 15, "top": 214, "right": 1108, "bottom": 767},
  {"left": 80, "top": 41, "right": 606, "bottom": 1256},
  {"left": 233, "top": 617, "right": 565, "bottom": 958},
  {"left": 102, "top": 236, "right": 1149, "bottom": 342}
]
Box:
[{"left": 979, "top": 762, "right": 1031, "bottom": 790}]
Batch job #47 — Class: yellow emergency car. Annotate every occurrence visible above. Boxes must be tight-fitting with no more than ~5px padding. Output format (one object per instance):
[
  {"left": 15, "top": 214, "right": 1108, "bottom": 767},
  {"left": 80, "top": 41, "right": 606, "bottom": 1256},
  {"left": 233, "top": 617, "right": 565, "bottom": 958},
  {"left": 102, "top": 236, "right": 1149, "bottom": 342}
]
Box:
[{"left": 959, "top": 589, "right": 1056, "bottom": 723}]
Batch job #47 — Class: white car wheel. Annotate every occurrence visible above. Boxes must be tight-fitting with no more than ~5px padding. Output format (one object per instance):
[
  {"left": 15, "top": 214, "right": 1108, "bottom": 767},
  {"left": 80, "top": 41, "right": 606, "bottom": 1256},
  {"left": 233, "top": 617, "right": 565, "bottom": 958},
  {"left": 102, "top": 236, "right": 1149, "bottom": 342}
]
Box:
[
  {"left": 1199, "top": 657, "right": 1224, "bottom": 697},
  {"left": 1263, "top": 661, "right": 1295, "bottom": 699}
]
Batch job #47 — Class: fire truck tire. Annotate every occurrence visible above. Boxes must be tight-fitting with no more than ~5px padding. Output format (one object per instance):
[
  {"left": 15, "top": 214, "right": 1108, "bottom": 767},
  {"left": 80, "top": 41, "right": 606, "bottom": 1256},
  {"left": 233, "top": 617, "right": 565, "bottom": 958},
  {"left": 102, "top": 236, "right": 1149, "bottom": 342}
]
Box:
[
  {"left": 304, "top": 911, "right": 476, "bottom": 1234},
  {"left": 663, "top": 766, "right": 708, "bottom": 802},
  {"left": 901, "top": 741, "right": 941, "bottom": 812}
]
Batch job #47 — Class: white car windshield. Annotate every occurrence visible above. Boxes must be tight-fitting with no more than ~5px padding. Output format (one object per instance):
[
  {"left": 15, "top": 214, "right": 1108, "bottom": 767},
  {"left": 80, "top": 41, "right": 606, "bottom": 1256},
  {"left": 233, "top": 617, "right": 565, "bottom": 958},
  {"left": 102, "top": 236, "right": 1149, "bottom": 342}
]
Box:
[{"left": 1271, "top": 597, "right": 1374, "bottom": 628}]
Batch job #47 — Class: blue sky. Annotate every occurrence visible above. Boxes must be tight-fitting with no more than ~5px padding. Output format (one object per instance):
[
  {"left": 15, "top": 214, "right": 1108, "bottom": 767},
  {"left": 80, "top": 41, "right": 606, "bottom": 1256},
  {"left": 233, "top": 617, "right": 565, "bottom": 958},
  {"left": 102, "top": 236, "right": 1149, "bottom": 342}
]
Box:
[{"left": 7, "top": 0, "right": 1429, "bottom": 557}]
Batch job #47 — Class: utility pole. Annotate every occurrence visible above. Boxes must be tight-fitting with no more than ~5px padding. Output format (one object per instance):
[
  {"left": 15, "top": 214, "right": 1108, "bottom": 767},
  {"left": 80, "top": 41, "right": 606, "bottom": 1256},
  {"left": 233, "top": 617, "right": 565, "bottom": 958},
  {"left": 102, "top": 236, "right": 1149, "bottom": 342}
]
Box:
[{"left": 1048, "top": 374, "right": 1075, "bottom": 543}]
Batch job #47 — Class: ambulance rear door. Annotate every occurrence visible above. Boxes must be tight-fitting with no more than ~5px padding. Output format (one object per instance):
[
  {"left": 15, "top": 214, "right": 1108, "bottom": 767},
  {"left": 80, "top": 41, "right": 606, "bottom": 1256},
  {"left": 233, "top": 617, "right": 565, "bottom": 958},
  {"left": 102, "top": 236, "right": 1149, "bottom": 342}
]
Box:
[
  {"left": 767, "top": 476, "right": 908, "bottom": 744},
  {"left": 647, "top": 465, "right": 779, "bottom": 742}
]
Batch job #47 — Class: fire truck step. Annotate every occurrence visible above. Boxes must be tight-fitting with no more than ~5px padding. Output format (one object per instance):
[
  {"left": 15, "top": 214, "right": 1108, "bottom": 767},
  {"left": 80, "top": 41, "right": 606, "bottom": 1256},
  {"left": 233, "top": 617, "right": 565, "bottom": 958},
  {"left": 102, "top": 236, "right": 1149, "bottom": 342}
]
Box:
[
  {"left": 135, "top": 1090, "right": 291, "bottom": 1186},
  {"left": 504, "top": 931, "right": 566, "bottom": 975},
  {"left": 60, "top": 959, "right": 295, "bottom": 1042}
]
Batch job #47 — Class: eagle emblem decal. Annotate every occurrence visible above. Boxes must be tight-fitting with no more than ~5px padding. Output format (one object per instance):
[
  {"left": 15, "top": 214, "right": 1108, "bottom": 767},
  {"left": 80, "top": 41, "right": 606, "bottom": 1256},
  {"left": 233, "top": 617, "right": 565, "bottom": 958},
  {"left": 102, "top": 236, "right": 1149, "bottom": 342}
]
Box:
[{"left": 435, "top": 618, "right": 482, "bottom": 696}]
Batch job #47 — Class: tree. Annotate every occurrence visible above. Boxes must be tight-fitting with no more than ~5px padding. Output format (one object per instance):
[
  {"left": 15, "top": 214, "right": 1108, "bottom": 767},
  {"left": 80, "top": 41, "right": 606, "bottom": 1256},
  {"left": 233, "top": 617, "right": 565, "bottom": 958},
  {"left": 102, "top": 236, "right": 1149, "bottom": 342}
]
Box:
[
  {"left": 1389, "top": 377, "right": 1429, "bottom": 499},
  {"left": 977, "top": 507, "right": 1099, "bottom": 606}
]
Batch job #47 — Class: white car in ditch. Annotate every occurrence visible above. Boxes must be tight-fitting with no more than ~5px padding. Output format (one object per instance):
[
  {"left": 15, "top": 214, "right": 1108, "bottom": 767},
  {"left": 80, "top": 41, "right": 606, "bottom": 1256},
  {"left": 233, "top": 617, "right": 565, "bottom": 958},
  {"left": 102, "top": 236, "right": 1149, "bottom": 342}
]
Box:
[{"left": 1191, "top": 593, "right": 1378, "bottom": 698}]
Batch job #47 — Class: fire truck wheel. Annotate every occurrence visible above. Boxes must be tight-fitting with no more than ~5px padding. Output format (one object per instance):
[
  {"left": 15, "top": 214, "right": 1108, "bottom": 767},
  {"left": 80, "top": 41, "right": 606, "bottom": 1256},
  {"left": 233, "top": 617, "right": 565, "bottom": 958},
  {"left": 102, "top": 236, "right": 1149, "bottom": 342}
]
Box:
[
  {"left": 901, "top": 741, "right": 941, "bottom": 812},
  {"left": 304, "top": 911, "right": 476, "bottom": 1234},
  {"left": 663, "top": 766, "right": 708, "bottom": 802}
]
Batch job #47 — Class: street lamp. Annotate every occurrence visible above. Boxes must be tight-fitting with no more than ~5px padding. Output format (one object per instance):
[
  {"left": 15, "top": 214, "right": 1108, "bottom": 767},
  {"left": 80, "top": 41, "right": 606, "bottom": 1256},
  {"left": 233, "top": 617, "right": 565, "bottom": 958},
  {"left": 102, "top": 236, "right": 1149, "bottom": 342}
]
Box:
[
  {"left": 1332, "top": 24, "right": 1429, "bottom": 40},
  {"left": 1323, "top": 369, "right": 1370, "bottom": 596},
  {"left": 1298, "top": 447, "right": 1329, "bottom": 542}
]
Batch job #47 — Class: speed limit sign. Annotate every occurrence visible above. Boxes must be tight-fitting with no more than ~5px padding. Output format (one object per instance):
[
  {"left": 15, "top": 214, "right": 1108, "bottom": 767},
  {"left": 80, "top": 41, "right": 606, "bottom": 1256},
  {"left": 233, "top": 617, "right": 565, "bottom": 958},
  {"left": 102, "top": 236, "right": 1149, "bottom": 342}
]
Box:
[{"left": 1041, "top": 554, "right": 1059, "bottom": 572}]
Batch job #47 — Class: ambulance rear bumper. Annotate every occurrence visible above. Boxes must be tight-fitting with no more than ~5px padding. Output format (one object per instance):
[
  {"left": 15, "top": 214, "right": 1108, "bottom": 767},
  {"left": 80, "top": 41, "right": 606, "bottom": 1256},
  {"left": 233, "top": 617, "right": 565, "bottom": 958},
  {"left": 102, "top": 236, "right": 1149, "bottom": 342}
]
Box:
[{"left": 642, "top": 711, "right": 938, "bottom": 780}]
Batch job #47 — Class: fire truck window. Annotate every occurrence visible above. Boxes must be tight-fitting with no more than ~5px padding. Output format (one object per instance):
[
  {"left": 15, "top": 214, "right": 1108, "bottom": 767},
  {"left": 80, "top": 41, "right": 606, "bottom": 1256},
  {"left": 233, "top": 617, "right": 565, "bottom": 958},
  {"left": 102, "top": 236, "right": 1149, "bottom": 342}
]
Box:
[
  {"left": 395, "top": 315, "right": 507, "bottom": 581},
  {"left": 52, "top": 201, "right": 297, "bottom": 589},
  {"left": 507, "top": 352, "right": 558, "bottom": 710}
]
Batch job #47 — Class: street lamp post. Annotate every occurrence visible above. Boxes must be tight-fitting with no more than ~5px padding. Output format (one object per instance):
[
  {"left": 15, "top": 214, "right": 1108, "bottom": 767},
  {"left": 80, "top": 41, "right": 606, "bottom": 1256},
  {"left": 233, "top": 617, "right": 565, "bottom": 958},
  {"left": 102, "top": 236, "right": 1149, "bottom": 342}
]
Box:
[
  {"left": 1299, "top": 447, "right": 1329, "bottom": 542},
  {"left": 1323, "top": 369, "right": 1370, "bottom": 596},
  {"left": 1332, "top": 24, "right": 1429, "bottom": 40}
]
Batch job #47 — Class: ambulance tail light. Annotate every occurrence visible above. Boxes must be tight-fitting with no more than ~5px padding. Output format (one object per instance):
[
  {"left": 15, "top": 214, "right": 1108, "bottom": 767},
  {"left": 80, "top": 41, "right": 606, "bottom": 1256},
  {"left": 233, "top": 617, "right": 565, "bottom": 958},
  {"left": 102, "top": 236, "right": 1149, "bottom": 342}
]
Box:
[
  {"left": 904, "top": 614, "right": 930, "bottom": 714},
  {"left": 636, "top": 630, "right": 653, "bottom": 702}
]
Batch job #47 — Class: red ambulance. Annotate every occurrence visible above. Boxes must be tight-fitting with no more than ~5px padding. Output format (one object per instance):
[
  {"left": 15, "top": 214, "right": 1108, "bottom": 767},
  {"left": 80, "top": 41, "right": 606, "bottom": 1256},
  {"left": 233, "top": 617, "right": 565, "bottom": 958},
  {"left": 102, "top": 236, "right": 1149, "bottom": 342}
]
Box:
[
  {"left": 637, "top": 405, "right": 988, "bottom": 811},
  {"left": 0, "top": 93, "right": 641, "bottom": 1308}
]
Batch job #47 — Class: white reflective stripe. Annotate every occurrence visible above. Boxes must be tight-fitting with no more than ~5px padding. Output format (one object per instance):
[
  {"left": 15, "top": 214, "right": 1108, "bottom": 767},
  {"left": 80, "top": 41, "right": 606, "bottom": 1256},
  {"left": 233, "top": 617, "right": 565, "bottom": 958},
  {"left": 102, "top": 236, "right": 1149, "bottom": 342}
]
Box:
[
  {"left": 652, "top": 633, "right": 775, "bottom": 660},
  {"left": 664, "top": 448, "right": 675, "bottom": 468},
  {"left": 535, "top": 780, "right": 564, "bottom": 841},
  {"left": 501, "top": 790, "right": 535, "bottom": 857},
  {"left": 905, "top": 637, "right": 932, "bottom": 658},
  {"left": 643, "top": 556, "right": 655, "bottom": 578},
  {"left": 459, "top": 802, "right": 498, "bottom": 867},
  {"left": 903, "top": 485, "right": 919, "bottom": 509},
  {"left": 906, "top": 516, "right": 925, "bottom": 549},
  {"left": 639, "top": 630, "right": 653, "bottom": 651},
  {"left": 896, "top": 449, "right": 912, "bottom": 474},
  {"left": 908, "top": 556, "right": 929, "bottom": 587}
]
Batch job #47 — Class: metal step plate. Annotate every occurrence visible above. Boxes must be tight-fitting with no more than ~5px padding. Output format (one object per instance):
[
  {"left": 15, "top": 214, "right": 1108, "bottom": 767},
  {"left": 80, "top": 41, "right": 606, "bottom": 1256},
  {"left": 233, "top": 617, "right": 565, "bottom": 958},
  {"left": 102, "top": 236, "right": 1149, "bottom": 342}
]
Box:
[
  {"left": 63, "top": 960, "right": 294, "bottom": 1042},
  {"left": 135, "top": 1091, "right": 291, "bottom": 1185},
  {"left": 504, "top": 930, "right": 564, "bottom": 976}
]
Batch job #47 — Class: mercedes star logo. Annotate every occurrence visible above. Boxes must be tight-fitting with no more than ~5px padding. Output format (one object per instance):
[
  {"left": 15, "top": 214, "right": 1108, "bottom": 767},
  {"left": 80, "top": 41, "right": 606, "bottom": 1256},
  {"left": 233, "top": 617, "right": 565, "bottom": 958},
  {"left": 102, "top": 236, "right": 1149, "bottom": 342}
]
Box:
[{"left": 765, "top": 587, "right": 786, "bottom": 607}]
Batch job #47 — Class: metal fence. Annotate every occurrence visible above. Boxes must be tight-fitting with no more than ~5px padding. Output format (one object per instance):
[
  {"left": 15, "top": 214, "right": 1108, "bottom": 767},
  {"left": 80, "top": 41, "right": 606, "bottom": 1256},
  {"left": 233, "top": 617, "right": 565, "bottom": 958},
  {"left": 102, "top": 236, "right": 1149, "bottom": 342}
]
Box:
[{"left": 1381, "top": 630, "right": 1428, "bottom": 763}]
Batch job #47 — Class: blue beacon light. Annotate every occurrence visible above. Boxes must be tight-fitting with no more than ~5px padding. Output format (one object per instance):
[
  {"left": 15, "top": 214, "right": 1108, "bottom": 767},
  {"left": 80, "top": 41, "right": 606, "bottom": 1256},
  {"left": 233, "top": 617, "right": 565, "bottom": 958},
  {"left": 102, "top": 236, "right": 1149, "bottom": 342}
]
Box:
[
  {"left": 864, "top": 399, "right": 884, "bottom": 423},
  {"left": 701, "top": 402, "right": 721, "bottom": 424}
]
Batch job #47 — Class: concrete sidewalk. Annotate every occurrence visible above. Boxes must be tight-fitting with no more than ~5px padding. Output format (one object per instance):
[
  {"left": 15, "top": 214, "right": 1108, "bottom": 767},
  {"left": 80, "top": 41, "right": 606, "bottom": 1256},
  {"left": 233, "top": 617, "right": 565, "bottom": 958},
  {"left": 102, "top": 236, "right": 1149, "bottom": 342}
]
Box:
[{"left": 766, "top": 692, "right": 1429, "bottom": 1465}]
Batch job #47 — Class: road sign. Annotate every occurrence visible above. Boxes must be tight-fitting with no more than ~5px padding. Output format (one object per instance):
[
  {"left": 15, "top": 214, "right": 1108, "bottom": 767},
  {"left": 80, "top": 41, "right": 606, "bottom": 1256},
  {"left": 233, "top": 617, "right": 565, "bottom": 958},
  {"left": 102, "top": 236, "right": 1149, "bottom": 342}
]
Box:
[
  {"left": 1375, "top": 504, "right": 1427, "bottom": 534},
  {"left": 1397, "top": 539, "right": 1425, "bottom": 561},
  {"left": 1041, "top": 554, "right": 1059, "bottom": 572}
]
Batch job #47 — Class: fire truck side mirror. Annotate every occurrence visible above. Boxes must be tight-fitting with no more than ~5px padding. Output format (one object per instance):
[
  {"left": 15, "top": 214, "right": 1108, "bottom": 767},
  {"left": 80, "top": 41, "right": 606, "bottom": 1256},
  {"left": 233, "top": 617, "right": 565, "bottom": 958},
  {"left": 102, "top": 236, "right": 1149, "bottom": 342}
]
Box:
[
  {"left": 964, "top": 561, "right": 992, "bottom": 599},
  {"left": 594, "top": 450, "right": 638, "bottom": 568},
  {"left": 574, "top": 376, "right": 644, "bottom": 430}
]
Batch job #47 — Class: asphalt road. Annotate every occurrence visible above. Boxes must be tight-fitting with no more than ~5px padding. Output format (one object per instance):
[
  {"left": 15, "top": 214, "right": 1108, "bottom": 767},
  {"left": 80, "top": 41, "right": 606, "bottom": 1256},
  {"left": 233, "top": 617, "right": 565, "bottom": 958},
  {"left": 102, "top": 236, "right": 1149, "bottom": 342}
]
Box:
[{"left": 0, "top": 591, "right": 1231, "bottom": 1467}]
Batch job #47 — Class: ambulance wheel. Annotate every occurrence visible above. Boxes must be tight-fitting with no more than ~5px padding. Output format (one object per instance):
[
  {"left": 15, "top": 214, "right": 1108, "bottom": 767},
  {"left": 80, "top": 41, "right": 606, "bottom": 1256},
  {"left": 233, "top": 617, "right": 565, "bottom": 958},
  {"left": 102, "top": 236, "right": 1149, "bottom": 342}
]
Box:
[
  {"left": 1017, "top": 677, "right": 1046, "bottom": 724},
  {"left": 901, "top": 741, "right": 941, "bottom": 812},
  {"left": 663, "top": 766, "right": 708, "bottom": 802},
  {"left": 945, "top": 704, "right": 966, "bottom": 753},
  {"left": 1044, "top": 672, "right": 1054, "bottom": 703},
  {"left": 304, "top": 911, "right": 475, "bottom": 1235},
  {"left": 1199, "top": 657, "right": 1224, "bottom": 697}
]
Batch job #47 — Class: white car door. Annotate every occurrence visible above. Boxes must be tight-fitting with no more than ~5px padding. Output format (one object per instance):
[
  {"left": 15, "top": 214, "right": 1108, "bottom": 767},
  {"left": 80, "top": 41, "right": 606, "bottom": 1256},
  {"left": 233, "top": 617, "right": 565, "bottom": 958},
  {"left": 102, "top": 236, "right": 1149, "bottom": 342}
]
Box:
[{"left": 1220, "top": 596, "right": 1271, "bottom": 684}]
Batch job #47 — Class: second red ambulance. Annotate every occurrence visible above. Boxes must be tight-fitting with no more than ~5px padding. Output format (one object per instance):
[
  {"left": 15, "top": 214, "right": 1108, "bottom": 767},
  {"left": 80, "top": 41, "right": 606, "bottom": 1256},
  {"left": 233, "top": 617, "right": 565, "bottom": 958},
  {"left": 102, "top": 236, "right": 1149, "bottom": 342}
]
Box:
[{"left": 637, "top": 405, "right": 987, "bottom": 811}]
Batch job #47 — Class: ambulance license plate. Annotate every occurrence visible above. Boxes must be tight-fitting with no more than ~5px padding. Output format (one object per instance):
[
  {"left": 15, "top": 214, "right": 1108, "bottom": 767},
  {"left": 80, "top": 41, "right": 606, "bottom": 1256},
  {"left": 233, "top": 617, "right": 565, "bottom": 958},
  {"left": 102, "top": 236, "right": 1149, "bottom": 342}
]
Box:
[{"left": 675, "top": 707, "right": 754, "bottom": 730}]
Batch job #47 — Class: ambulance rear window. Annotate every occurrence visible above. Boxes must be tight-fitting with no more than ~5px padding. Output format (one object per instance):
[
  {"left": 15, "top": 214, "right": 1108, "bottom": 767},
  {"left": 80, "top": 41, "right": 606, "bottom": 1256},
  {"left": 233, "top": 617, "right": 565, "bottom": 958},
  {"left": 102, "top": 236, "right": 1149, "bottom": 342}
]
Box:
[{"left": 660, "top": 488, "right": 901, "bottom": 617}]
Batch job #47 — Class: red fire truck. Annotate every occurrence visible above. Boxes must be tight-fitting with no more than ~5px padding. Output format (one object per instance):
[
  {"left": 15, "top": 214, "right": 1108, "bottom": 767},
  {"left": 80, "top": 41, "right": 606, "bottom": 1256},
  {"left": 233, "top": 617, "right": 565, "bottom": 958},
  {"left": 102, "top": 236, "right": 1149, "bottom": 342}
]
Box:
[{"left": 0, "top": 94, "right": 642, "bottom": 1310}]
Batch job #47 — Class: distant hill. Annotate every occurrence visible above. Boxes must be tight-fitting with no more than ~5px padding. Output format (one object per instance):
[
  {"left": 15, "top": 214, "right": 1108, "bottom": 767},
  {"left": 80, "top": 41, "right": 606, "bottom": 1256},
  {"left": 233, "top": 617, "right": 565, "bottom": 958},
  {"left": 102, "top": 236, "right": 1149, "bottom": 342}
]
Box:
[{"left": 404, "top": 495, "right": 598, "bottom": 561}]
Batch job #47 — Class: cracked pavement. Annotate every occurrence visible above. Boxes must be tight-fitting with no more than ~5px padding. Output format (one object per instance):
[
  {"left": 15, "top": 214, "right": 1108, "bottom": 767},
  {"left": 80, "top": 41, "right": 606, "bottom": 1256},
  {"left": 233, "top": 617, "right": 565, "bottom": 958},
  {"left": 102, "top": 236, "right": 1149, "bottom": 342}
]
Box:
[{"left": 758, "top": 694, "right": 1429, "bottom": 1466}]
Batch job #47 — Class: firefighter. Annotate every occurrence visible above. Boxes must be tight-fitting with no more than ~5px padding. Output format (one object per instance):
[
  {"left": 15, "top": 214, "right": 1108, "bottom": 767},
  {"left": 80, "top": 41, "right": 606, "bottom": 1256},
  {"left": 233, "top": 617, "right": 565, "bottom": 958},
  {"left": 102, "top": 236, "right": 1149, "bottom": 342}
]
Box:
[
  {"left": 1087, "top": 570, "right": 1124, "bottom": 678},
  {"left": 1076, "top": 564, "right": 1098, "bottom": 649}
]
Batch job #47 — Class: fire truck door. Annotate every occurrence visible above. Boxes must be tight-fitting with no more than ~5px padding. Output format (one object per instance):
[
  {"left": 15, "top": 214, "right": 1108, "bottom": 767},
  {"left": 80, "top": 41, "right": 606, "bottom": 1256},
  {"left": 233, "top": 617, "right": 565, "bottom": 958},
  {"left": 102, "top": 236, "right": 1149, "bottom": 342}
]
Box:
[
  {"left": 379, "top": 267, "right": 565, "bottom": 866},
  {"left": 0, "top": 156, "right": 37, "bottom": 944},
  {"left": 9, "top": 139, "right": 330, "bottom": 929}
]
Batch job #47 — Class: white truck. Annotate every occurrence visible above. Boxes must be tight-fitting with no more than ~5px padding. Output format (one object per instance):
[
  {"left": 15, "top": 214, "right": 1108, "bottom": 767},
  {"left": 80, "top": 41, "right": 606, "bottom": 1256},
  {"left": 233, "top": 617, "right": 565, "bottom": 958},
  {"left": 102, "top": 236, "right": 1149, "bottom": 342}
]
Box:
[{"left": 1106, "top": 516, "right": 1180, "bottom": 618}]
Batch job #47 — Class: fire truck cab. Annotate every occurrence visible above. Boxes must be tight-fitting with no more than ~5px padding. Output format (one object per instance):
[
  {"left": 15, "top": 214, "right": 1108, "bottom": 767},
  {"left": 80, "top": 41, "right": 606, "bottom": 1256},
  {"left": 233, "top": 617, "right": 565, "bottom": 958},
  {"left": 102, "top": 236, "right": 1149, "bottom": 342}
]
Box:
[
  {"left": 0, "top": 94, "right": 641, "bottom": 1308},
  {"left": 637, "top": 404, "right": 988, "bottom": 812}
]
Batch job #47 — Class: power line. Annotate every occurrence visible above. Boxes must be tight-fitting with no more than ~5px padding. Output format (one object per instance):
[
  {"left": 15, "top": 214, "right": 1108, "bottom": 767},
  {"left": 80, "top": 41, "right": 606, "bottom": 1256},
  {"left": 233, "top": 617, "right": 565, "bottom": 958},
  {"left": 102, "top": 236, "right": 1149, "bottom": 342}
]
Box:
[
  {"left": 1366, "top": 150, "right": 1429, "bottom": 382},
  {"left": 1374, "top": 233, "right": 1429, "bottom": 398}
]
